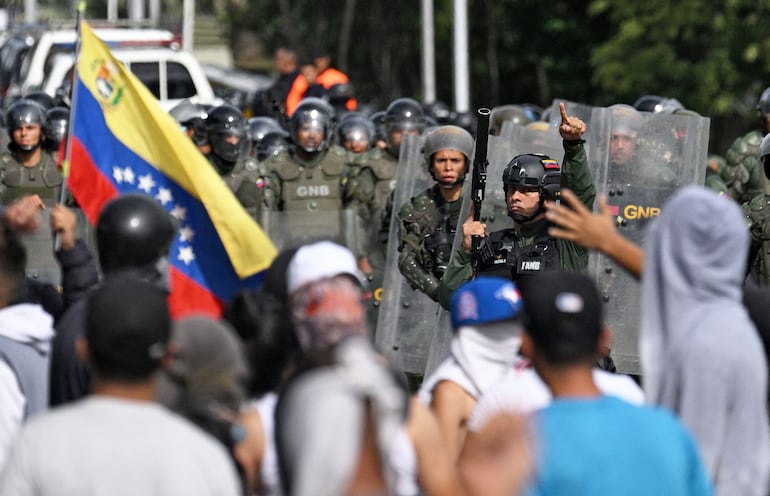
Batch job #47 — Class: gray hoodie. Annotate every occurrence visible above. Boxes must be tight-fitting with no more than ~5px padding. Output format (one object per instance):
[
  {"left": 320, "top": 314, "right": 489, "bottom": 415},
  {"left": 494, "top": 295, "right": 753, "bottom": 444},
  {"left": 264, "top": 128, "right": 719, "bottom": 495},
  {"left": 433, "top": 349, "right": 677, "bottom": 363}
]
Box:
[{"left": 641, "top": 186, "right": 770, "bottom": 496}]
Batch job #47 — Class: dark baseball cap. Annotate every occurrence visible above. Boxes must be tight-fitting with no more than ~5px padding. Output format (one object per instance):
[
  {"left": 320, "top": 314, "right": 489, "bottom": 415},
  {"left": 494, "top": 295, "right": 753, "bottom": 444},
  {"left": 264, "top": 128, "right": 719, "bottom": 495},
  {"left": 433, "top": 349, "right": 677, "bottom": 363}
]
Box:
[
  {"left": 520, "top": 272, "right": 602, "bottom": 364},
  {"left": 85, "top": 274, "right": 171, "bottom": 380}
]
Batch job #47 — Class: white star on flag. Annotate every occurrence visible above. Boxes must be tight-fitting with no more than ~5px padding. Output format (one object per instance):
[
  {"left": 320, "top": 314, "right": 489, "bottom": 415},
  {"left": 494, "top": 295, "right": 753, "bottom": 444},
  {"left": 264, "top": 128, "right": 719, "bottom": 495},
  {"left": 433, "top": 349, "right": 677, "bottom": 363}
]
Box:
[
  {"left": 179, "top": 226, "right": 196, "bottom": 243},
  {"left": 155, "top": 188, "right": 173, "bottom": 205},
  {"left": 138, "top": 174, "right": 156, "bottom": 193},
  {"left": 170, "top": 205, "right": 187, "bottom": 221},
  {"left": 122, "top": 167, "right": 136, "bottom": 184},
  {"left": 178, "top": 246, "right": 196, "bottom": 265},
  {"left": 113, "top": 167, "right": 124, "bottom": 183}
]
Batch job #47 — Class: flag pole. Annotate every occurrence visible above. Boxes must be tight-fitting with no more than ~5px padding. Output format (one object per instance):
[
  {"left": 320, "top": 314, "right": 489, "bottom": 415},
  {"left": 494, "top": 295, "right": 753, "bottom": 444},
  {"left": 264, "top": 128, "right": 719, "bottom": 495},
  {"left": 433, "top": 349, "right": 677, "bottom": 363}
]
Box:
[{"left": 54, "top": 1, "right": 86, "bottom": 251}]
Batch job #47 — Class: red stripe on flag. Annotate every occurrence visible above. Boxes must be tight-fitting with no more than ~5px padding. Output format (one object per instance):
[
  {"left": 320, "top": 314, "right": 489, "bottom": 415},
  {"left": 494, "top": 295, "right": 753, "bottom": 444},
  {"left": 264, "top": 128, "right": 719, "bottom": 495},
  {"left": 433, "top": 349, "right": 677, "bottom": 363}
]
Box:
[
  {"left": 69, "top": 138, "right": 120, "bottom": 224},
  {"left": 169, "top": 267, "right": 223, "bottom": 319}
]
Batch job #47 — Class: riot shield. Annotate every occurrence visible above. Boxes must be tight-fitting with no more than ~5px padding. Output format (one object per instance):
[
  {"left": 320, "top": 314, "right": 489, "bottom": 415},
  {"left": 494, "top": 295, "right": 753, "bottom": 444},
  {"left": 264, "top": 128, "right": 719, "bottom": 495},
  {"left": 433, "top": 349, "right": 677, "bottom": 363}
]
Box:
[
  {"left": 374, "top": 133, "right": 445, "bottom": 382},
  {"left": 587, "top": 106, "right": 710, "bottom": 374},
  {"left": 259, "top": 207, "right": 359, "bottom": 252},
  {"left": 543, "top": 99, "right": 595, "bottom": 152}
]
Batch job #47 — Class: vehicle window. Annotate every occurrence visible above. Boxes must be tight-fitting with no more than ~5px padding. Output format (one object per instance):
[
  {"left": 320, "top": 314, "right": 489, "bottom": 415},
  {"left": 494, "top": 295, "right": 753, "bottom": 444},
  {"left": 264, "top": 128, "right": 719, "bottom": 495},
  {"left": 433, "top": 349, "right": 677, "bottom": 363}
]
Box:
[
  {"left": 166, "top": 61, "right": 196, "bottom": 99},
  {"left": 130, "top": 61, "right": 161, "bottom": 99}
]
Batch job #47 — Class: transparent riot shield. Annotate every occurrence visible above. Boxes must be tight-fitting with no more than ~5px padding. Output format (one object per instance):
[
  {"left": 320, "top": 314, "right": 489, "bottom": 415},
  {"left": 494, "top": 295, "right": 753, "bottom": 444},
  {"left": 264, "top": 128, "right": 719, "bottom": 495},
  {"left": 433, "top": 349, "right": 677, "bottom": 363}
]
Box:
[
  {"left": 259, "top": 207, "right": 359, "bottom": 252},
  {"left": 374, "top": 133, "right": 445, "bottom": 383},
  {"left": 422, "top": 133, "right": 518, "bottom": 377},
  {"left": 544, "top": 99, "right": 595, "bottom": 143},
  {"left": 587, "top": 106, "right": 710, "bottom": 374}
]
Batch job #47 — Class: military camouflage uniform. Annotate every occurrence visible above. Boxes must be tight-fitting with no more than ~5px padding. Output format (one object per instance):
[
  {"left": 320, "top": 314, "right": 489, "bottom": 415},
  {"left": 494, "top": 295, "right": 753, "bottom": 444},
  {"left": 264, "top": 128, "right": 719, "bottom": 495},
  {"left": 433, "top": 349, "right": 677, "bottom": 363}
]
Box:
[
  {"left": 725, "top": 130, "right": 764, "bottom": 205},
  {"left": 343, "top": 147, "right": 398, "bottom": 263},
  {"left": 742, "top": 193, "right": 770, "bottom": 286},
  {"left": 220, "top": 158, "right": 262, "bottom": 221},
  {"left": 704, "top": 155, "right": 731, "bottom": 197},
  {"left": 396, "top": 184, "right": 463, "bottom": 302},
  {"left": 438, "top": 142, "right": 595, "bottom": 308}
]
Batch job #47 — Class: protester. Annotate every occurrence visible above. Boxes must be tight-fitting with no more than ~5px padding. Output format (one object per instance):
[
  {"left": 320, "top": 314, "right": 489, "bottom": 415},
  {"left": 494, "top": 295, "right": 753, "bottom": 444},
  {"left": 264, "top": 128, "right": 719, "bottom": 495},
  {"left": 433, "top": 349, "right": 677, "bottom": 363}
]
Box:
[
  {"left": 546, "top": 186, "right": 770, "bottom": 495},
  {"left": 513, "top": 271, "right": 713, "bottom": 495},
  {"left": 417, "top": 276, "right": 525, "bottom": 460},
  {"left": 0, "top": 276, "right": 241, "bottom": 495}
]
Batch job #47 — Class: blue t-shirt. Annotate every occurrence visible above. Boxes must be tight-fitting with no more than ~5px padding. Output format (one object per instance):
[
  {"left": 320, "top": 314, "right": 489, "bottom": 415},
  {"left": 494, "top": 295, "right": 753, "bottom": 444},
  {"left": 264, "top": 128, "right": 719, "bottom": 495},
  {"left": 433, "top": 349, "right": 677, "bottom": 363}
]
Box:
[{"left": 526, "top": 395, "right": 713, "bottom": 496}]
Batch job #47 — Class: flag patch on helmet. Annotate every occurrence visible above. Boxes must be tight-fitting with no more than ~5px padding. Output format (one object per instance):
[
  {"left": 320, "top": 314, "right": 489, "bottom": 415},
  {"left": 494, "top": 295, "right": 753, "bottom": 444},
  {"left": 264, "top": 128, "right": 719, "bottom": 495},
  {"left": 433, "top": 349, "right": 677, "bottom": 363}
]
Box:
[{"left": 541, "top": 159, "right": 559, "bottom": 169}]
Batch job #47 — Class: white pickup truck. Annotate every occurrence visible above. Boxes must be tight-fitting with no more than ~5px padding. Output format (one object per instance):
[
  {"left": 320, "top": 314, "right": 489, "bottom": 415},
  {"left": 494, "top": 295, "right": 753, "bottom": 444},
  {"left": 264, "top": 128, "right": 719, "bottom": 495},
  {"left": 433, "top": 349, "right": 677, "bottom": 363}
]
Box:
[{"left": 42, "top": 46, "right": 222, "bottom": 111}]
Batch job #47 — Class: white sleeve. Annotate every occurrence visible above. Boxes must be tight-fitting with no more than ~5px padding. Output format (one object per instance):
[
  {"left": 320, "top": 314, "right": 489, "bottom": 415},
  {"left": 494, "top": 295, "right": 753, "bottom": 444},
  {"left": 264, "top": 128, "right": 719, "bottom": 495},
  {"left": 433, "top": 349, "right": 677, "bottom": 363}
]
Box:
[{"left": 0, "top": 360, "right": 25, "bottom": 473}]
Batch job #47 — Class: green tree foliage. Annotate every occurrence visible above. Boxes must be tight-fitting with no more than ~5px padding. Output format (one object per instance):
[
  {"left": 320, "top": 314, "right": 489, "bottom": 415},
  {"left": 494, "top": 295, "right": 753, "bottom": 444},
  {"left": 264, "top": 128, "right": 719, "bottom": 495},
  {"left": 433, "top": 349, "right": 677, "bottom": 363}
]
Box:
[{"left": 589, "top": 0, "right": 770, "bottom": 116}]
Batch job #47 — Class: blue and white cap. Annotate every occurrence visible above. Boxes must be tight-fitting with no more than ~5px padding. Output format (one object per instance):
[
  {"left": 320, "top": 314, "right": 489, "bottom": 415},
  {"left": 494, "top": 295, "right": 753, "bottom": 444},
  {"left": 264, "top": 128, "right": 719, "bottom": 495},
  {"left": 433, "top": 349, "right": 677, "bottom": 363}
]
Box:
[{"left": 450, "top": 276, "right": 523, "bottom": 329}]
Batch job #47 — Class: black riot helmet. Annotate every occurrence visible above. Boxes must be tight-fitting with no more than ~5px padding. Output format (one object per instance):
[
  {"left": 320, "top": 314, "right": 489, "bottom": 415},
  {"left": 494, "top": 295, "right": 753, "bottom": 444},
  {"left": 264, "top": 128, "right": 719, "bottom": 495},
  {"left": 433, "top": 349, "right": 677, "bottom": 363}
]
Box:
[
  {"left": 424, "top": 100, "right": 452, "bottom": 124},
  {"left": 22, "top": 91, "right": 56, "bottom": 113},
  {"left": 384, "top": 98, "right": 426, "bottom": 155},
  {"left": 489, "top": 105, "right": 532, "bottom": 135},
  {"left": 43, "top": 106, "right": 69, "bottom": 152},
  {"left": 256, "top": 129, "right": 290, "bottom": 162},
  {"left": 96, "top": 194, "right": 177, "bottom": 275},
  {"left": 633, "top": 94, "right": 664, "bottom": 113},
  {"left": 289, "top": 97, "right": 335, "bottom": 154},
  {"left": 205, "top": 104, "right": 247, "bottom": 169},
  {"left": 502, "top": 153, "right": 561, "bottom": 222},
  {"left": 337, "top": 112, "right": 374, "bottom": 153},
  {"left": 6, "top": 99, "right": 46, "bottom": 152},
  {"left": 247, "top": 116, "right": 283, "bottom": 159}
]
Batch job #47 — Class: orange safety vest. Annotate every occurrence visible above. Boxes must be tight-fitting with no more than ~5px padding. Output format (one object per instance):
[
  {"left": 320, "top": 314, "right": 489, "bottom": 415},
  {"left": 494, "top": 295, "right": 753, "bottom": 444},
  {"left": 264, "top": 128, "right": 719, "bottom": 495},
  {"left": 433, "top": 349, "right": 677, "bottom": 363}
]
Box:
[{"left": 317, "top": 67, "right": 358, "bottom": 111}]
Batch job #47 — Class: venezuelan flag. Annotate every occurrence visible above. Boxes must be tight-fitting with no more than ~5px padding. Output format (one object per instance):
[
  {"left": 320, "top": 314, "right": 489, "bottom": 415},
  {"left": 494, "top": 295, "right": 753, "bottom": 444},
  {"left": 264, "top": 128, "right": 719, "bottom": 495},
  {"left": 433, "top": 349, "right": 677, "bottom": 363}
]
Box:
[{"left": 68, "top": 20, "right": 276, "bottom": 317}]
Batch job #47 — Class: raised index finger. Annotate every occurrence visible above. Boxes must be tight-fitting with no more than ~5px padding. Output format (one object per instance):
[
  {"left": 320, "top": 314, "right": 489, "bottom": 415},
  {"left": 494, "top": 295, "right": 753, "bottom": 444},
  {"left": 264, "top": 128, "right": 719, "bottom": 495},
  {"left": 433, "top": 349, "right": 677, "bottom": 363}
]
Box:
[{"left": 559, "top": 102, "right": 569, "bottom": 124}]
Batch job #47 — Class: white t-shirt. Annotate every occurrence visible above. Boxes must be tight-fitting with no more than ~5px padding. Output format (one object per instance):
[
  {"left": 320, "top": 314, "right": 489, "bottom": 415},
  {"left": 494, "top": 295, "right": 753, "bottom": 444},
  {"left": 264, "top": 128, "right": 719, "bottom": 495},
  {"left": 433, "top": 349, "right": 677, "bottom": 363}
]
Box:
[
  {"left": 0, "top": 396, "right": 241, "bottom": 496},
  {"left": 468, "top": 367, "right": 645, "bottom": 431}
]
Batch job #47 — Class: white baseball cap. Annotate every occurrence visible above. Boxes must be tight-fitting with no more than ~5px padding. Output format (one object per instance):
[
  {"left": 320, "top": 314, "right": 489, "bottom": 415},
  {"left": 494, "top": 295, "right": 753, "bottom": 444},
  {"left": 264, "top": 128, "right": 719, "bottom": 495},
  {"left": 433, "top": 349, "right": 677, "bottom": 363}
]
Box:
[{"left": 286, "top": 241, "right": 366, "bottom": 294}]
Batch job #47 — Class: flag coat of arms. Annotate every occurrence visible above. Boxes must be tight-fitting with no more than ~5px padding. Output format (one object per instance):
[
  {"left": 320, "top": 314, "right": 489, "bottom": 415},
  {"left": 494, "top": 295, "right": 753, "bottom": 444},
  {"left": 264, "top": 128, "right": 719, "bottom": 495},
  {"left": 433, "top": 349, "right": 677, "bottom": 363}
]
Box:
[{"left": 68, "top": 20, "right": 276, "bottom": 317}]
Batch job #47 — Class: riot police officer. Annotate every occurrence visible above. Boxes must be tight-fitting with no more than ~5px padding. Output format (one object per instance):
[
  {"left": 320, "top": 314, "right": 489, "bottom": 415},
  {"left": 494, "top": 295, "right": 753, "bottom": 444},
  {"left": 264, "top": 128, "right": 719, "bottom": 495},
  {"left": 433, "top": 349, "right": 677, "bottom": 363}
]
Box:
[
  {"left": 743, "top": 133, "right": 770, "bottom": 286},
  {"left": 438, "top": 103, "right": 595, "bottom": 308},
  {"left": 337, "top": 112, "right": 375, "bottom": 156},
  {"left": 204, "top": 104, "right": 263, "bottom": 219},
  {"left": 256, "top": 97, "right": 353, "bottom": 248},
  {"left": 0, "top": 99, "right": 63, "bottom": 205},
  {"left": 43, "top": 106, "right": 69, "bottom": 153},
  {"left": 344, "top": 99, "right": 428, "bottom": 272},
  {"left": 205, "top": 103, "right": 250, "bottom": 176},
  {"left": 395, "top": 125, "right": 474, "bottom": 301},
  {"left": 723, "top": 87, "right": 770, "bottom": 204},
  {"left": 246, "top": 116, "right": 287, "bottom": 162},
  {"left": 606, "top": 104, "right": 677, "bottom": 188}
]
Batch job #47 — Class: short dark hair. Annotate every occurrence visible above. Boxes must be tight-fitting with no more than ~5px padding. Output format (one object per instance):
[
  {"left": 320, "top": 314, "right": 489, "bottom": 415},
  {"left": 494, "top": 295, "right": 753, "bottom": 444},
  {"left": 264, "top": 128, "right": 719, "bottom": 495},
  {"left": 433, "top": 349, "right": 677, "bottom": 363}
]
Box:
[
  {"left": 520, "top": 272, "right": 602, "bottom": 365},
  {"left": 85, "top": 275, "right": 170, "bottom": 381}
]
